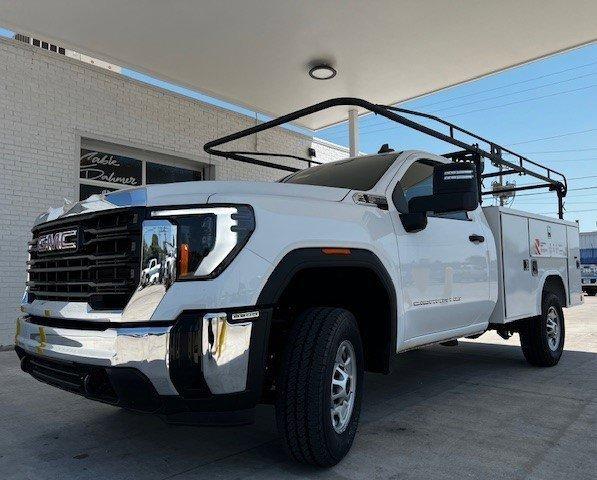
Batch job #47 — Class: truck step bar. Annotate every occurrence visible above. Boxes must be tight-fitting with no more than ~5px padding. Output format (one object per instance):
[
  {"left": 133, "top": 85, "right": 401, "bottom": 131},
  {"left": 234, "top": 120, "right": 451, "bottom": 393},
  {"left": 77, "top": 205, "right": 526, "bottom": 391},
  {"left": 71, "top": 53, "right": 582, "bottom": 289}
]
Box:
[{"left": 203, "top": 97, "right": 567, "bottom": 218}]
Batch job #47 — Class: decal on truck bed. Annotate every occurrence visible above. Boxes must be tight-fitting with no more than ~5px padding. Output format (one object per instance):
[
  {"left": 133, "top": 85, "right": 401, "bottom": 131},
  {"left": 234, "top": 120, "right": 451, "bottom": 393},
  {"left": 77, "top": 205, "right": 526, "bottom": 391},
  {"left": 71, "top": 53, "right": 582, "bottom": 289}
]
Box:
[
  {"left": 529, "top": 221, "right": 567, "bottom": 258},
  {"left": 532, "top": 237, "right": 566, "bottom": 258}
]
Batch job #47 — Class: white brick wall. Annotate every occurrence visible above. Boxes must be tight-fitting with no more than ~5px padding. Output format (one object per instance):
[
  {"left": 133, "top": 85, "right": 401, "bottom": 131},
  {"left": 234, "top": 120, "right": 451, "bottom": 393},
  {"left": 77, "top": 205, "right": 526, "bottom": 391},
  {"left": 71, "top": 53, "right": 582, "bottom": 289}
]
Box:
[{"left": 0, "top": 37, "right": 347, "bottom": 346}]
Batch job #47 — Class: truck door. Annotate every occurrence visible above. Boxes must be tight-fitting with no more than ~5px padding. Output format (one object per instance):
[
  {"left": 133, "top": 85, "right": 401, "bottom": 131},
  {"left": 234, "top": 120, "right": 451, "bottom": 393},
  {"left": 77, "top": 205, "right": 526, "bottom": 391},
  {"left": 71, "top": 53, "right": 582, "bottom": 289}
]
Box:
[{"left": 391, "top": 158, "right": 491, "bottom": 343}]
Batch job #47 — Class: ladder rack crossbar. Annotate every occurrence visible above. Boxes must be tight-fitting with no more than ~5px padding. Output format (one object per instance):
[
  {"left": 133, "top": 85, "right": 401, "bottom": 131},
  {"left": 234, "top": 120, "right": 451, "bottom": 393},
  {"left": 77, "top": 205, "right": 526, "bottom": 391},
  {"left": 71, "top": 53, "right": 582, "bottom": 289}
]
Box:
[
  {"left": 203, "top": 97, "right": 567, "bottom": 218},
  {"left": 383, "top": 105, "right": 567, "bottom": 194}
]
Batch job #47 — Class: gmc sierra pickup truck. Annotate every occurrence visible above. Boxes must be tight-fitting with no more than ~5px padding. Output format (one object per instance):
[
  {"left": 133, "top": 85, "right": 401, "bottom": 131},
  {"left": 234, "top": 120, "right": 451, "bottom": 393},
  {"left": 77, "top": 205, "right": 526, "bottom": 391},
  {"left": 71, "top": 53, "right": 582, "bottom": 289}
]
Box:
[{"left": 15, "top": 99, "right": 582, "bottom": 466}]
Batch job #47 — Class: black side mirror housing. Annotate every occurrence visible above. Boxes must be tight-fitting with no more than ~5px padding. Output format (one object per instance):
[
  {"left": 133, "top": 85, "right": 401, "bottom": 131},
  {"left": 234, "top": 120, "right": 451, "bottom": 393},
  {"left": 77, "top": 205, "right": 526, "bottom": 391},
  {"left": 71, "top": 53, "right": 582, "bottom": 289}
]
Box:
[
  {"left": 399, "top": 212, "right": 428, "bottom": 233},
  {"left": 409, "top": 162, "right": 479, "bottom": 215}
]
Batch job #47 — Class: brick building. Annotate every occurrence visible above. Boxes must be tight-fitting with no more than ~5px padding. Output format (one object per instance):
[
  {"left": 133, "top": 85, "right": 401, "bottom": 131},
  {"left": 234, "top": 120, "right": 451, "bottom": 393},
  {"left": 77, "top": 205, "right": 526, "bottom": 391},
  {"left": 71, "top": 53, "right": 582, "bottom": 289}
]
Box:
[{"left": 0, "top": 36, "right": 347, "bottom": 345}]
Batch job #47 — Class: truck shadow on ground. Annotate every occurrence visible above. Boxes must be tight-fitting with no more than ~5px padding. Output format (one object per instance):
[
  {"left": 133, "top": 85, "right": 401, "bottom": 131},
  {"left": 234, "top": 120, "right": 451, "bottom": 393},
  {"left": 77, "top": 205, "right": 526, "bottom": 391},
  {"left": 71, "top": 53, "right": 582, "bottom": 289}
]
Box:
[{"left": 8, "top": 340, "right": 596, "bottom": 479}]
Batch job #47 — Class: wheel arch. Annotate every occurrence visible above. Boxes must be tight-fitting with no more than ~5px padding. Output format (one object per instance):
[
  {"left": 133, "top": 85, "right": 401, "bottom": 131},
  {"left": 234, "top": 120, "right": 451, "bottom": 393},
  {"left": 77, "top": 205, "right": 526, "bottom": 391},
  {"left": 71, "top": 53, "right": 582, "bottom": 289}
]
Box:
[
  {"left": 257, "top": 248, "right": 397, "bottom": 374},
  {"left": 539, "top": 273, "right": 567, "bottom": 309}
]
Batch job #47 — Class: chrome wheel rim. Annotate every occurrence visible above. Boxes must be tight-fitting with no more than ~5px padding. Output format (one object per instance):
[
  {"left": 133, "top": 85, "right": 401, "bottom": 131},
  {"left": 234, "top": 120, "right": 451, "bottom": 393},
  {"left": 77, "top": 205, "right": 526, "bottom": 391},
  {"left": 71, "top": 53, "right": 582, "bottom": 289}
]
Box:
[
  {"left": 546, "top": 306, "right": 561, "bottom": 351},
  {"left": 330, "top": 340, "right": 356, "bottom": 434}
]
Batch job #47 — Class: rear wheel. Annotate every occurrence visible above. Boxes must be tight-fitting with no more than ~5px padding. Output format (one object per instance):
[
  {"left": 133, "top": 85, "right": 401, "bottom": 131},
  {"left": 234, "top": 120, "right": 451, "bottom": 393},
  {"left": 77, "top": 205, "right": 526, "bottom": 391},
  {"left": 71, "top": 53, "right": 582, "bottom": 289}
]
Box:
[
  {"left": 276, "top": 307, "right": 364, "bottom": 467},
  {"left": 519, "top": 292, "right": 565, "bottom": 367}
]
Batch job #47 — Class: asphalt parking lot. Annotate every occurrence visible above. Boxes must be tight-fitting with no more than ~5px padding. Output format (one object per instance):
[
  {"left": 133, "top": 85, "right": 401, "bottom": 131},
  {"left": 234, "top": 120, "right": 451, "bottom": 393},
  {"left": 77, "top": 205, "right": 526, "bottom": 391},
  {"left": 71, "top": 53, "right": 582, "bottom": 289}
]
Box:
[{"left": 1, "top": 297, "right": 596, "bottom": 480}]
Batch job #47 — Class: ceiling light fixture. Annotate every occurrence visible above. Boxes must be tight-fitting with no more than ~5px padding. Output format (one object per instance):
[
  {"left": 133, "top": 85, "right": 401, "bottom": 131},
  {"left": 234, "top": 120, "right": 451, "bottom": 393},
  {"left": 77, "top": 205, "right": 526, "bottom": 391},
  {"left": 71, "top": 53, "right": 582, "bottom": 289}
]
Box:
[{"left": 308, "top": 64, "right": 337, "bottom": 80}]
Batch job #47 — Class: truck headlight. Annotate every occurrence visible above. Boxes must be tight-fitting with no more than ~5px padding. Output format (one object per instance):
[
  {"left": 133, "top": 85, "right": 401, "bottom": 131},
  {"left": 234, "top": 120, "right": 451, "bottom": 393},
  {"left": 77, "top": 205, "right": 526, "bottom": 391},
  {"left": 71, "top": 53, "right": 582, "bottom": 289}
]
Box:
[{"left": 151, "top": 205, "right": 255, "bottom": 279}]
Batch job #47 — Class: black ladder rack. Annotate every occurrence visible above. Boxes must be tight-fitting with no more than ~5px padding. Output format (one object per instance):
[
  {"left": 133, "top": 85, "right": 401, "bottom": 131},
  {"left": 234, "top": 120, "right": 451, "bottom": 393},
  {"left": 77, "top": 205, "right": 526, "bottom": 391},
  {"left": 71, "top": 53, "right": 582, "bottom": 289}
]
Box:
[{"left": 203, "top": 97, "right": 567, "bottom": 218}]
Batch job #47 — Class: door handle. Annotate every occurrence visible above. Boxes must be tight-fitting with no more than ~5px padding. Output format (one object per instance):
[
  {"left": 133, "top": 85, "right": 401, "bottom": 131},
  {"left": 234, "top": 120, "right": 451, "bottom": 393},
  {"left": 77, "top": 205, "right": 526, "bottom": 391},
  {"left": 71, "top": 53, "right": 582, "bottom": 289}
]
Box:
[{"left": 469, "top": 234, "right": 485, "bottom": 243}]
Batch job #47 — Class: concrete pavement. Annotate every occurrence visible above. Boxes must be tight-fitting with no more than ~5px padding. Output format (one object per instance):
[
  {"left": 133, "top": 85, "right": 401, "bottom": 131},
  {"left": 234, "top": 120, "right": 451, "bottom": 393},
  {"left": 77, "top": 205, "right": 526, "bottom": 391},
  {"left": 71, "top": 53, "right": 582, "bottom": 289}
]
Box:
[{"left": 1, "top": 298, "right": 596, "bottom": 479}]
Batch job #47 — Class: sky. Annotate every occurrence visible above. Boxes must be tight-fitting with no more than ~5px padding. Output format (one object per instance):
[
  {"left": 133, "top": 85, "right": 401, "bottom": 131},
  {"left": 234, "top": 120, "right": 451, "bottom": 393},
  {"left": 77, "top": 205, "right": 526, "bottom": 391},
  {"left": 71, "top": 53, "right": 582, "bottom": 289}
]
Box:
[
  {"left": 317, "top": 43, "right": 597, "bottom": 232},
  {"left": 0, "top": 27, "right": 594, "bottom": 231}
]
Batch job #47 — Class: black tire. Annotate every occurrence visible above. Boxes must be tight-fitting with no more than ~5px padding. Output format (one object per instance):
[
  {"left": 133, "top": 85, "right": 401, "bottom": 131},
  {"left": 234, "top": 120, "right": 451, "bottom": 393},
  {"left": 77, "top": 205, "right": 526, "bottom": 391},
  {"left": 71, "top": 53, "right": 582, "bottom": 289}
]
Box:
[
  {"left": 519, "top": 291, "right": 565, "bottom": 367},
  {"left": 276, "top": 307, "right": 364, "bottom": 467}
]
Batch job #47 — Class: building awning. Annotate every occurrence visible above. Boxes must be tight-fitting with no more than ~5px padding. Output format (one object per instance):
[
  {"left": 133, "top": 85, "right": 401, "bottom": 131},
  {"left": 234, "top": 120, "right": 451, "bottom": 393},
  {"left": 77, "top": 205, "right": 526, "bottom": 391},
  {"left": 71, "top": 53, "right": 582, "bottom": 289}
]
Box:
[{"left": 1, "top": 0, "right": 595, "bottom": 129}]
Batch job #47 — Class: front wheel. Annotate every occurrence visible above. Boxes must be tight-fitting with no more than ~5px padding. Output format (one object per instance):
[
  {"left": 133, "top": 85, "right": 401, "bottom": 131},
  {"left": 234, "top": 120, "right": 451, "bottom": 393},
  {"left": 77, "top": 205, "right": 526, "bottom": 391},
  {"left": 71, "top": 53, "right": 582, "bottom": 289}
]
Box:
[
  {"left": 519, "top": 292, "right": 565, "bottom": 367},
  {"left": 276, "top": 307, "right": 364, "bottom": 467}
]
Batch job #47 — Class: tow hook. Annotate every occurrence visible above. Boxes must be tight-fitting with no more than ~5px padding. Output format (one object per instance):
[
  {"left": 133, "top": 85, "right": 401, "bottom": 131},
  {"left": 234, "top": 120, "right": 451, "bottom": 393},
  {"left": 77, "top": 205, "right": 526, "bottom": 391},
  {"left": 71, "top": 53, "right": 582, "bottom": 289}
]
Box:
[
  {"left": 20, "top": 355, "right": 30, "bottom": 373},
  {"left": 83, "top": 373, "right": 93, "bottom": 396},
  {"left": 83, "top": 369, "right": 114, "bottom": 400}
]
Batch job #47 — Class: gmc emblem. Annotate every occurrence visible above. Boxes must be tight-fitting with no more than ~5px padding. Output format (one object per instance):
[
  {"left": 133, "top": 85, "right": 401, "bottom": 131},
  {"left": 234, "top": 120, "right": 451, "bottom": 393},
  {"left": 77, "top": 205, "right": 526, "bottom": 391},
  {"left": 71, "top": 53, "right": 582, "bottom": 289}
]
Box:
[{"left": 36, "top": 229, "right": 78, "bottom": 253}]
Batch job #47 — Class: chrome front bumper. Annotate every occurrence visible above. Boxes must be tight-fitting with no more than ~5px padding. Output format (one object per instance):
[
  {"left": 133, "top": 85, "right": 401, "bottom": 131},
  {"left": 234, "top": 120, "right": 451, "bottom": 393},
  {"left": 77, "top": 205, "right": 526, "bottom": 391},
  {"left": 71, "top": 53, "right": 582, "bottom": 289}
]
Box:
[
  {"left": 15, "top": 310, "right": 262, "bottom": 400},
  {"left": 15, "top": 316, "right": 177, "bottom": 395}
]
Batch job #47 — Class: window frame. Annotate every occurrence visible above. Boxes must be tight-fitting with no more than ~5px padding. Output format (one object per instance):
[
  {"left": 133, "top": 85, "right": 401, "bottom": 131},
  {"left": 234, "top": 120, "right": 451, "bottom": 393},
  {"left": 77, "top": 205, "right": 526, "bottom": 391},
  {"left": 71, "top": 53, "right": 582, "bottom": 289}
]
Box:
[{"left": 392, "top": 157, "right": 471, "bottom": 222}]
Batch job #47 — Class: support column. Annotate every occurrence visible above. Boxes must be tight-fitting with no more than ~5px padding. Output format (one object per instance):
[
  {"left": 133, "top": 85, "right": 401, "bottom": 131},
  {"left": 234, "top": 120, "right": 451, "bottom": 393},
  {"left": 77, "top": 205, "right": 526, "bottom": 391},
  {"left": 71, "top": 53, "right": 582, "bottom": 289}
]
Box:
[{"left": 348, "top": 108, "right": 359, "bottom": 157}]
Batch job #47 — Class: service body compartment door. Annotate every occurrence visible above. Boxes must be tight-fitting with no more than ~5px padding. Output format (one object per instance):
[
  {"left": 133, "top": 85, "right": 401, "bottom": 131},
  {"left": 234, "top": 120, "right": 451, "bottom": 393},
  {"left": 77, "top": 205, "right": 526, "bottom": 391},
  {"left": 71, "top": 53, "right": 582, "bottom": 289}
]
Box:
[
  {"left": 528, "top": 219, "right": 568, "bottom": 259},
  {"left": 528, "top": 218, "right": 569, "bottom": 309},
  {"left": 501, "top": 214, "right": 535, "bottom": 319},
  {"left": 566, "top": 226, "right": 582, "bottom": 306}
]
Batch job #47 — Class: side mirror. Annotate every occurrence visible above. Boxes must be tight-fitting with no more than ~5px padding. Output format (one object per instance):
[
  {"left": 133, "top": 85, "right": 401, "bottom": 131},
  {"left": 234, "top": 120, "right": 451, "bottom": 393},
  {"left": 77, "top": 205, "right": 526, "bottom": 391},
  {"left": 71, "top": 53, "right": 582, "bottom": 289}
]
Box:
[
  {"left": 409, "top": 162, "right": 479, "bottom": 215},
  {"left": 399, "top": 212, "right": 427, "bottom": 233}
]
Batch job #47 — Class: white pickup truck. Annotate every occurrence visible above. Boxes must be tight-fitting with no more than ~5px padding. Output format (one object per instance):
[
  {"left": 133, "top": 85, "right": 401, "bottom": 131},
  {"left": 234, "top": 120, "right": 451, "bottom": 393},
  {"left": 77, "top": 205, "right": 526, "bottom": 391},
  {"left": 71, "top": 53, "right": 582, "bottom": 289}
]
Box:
[
  {"left": 141, "top": 258, "right": 161, "bottom": 286},
  {"left": 15, "top": 99, "right": 582, "bottom": 466}
]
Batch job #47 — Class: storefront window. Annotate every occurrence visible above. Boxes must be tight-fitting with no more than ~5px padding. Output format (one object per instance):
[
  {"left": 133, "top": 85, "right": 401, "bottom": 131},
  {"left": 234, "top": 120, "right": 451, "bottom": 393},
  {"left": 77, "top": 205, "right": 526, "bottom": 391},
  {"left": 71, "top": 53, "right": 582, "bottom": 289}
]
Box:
[
  {"left": 146, "top": 161, "right": 203, "bottom": 184},
  {"left": 80, "top": 149, "right": 142, "bottom": 187},
  {"left": 79, "top": 142, "right": 207, "bottom": 200},
  {"left": 79, "top": 183, "right": 118, "bottom": 200}
]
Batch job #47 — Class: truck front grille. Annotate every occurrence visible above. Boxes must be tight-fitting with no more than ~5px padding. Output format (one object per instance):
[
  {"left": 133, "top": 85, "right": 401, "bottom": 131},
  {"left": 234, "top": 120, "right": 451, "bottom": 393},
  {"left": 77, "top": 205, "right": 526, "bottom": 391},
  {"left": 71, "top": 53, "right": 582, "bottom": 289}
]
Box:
[{"left": 27, "top": 208, "right": 143, "bottom": 310}]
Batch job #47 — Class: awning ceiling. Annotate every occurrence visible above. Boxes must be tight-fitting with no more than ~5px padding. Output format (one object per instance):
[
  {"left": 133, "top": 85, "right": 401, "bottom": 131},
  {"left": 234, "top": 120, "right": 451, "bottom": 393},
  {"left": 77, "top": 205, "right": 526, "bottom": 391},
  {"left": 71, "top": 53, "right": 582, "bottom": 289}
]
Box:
[{"left": 1, "top": 0, "right": 595, "bottom": 129}]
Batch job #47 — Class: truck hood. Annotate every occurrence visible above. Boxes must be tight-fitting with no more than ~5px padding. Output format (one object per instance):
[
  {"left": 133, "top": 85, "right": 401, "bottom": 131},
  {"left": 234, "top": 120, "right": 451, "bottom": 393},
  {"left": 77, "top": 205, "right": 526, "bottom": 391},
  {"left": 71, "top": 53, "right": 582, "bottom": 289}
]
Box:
[
  {"left": 145, "top": 181, "right": 351, "bottom": 206},
  {"left": 34, "top": 181, "right": 351, "bottom": 225}
]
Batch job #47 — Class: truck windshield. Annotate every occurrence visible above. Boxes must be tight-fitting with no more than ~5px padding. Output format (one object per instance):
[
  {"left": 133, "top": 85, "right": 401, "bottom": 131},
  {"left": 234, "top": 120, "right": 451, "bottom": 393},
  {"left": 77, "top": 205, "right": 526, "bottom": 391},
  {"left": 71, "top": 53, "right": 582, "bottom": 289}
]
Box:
[{"left": 282, "top": 153, "right": 399, "bottom": 190}]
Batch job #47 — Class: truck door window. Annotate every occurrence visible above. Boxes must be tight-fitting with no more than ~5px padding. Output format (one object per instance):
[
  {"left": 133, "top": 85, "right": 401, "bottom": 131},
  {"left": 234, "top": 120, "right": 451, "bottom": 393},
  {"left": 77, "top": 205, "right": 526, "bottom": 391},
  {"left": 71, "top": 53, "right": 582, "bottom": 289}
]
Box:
[{"left": 396, "top": 159, "right": 469, "bottom": 221}]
